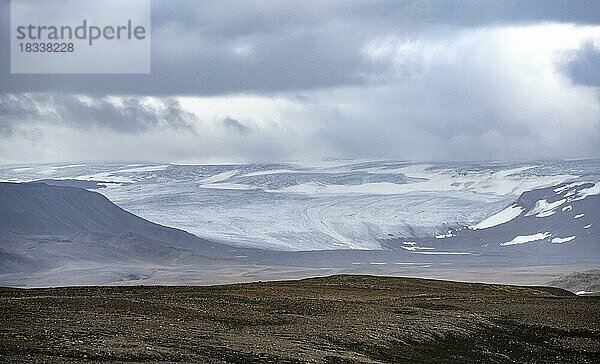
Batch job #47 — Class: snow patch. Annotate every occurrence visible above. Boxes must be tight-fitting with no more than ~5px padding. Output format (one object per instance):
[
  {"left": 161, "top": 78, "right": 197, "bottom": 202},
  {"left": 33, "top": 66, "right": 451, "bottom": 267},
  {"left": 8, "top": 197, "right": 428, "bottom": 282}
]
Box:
[
  {"left": 201, "top": 170, "right": 239, "bottom": 184},
  {"left": 115, "top": 165, "right": 170, "bottom": 173},
  {"left": 401, "top": 246, "right": 435, "bottom": 252},
  {"left": 471, "top": 204, "right": 523, "bottom": 230},
  {"left": 435, "top": 230, "right": 455, "bottom": 239},
  {"left": 572, "top": 182, "right": 600, "bottom": 201},
  {"left": 554, "top": 182, "right": 586, "bottom": 194},
  {"left": 525, "top": 199, "right": 566, "bottom": 218},
  {"left": 199, "top": 182, "right": 254, "bottom": 190},
  {"left": 501, "top": 232, "right": 551, "bottom": 246},
  {"left": 239, "top": 169, "right": 299, "bottom": 177},
  {"left": 74, "top": 172, "right": 134, "bottom": 184},
  {"left": 551, "top": 236, "right": 576, "bottom": 244}
]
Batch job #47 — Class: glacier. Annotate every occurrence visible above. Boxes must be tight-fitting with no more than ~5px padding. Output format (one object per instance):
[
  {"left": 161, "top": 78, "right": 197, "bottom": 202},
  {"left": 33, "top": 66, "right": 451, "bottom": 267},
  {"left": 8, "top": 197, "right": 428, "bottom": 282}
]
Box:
[{"left": 1, "top": 159, "right": 598, "bottom": 251}]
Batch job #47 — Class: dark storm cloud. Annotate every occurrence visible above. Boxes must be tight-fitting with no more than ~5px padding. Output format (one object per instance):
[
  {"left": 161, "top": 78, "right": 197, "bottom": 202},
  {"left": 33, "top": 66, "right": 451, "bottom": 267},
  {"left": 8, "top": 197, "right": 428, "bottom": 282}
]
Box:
[
  {"left": 0, "top": 0, "right": 599, "bottom": 95},
  {"left": 0, "top": 94, "right": 195, "bottom": 136},
  {"left": 565, "top": 42, "right": 600, "bottom": 87}
]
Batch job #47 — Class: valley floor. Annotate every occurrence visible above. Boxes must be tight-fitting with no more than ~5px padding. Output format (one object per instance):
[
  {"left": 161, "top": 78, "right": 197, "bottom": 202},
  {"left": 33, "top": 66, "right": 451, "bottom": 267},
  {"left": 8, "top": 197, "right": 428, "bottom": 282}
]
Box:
[{"left": 1, "top": 275, "right": 599, "bottom": 363}]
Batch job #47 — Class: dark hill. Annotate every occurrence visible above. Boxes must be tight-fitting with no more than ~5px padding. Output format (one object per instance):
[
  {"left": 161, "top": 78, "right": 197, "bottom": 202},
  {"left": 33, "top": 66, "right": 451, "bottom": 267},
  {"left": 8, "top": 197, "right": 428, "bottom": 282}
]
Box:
[
  {"left": 0, "top": 182, "right": 224, "bottom": 253},
  {"left": 1, "top": 275, "right": 598, "bottom": 363}
]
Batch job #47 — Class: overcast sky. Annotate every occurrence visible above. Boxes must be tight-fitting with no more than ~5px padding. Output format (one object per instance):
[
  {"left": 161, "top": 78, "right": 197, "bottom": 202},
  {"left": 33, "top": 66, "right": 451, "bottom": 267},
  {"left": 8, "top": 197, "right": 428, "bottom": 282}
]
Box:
[{"left": 1, "top": 0, "right": 599, "bottom": 164}]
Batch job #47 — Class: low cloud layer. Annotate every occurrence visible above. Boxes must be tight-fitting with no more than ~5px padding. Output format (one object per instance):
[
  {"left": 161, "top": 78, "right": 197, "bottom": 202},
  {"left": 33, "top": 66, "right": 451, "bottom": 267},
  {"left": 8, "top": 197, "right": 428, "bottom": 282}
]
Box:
[{"left": 0, "top": 94, "right": 195, "bottom": 136}]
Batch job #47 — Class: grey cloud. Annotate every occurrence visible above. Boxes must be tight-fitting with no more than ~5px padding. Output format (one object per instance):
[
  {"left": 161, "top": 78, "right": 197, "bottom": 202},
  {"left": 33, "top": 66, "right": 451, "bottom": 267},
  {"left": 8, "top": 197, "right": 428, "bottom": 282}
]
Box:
[
  {"left": 304, "top": 26, "right": 600, "bottom": 162},
  {"left": 565, "top": 43, "right": 600, "bottom": 87},
  {"left": 1, "top": 0, "right": 599, "bottom": 95},
  {"left": 0, "top": 94, "right": 38, "bottom": 135},
  {"left": 0, "top": 1, "right": 599, "bottom": 163},
  {"left": 223, "top": 117, "right": 250, "bottom": 134},
  {"left": 0, "top": 94, "right": 196, "bottom": 136}
]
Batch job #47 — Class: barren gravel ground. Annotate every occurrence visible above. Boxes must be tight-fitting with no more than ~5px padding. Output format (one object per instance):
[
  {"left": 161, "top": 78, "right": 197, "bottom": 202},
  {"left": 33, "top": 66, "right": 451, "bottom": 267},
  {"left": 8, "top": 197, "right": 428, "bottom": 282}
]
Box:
[{"left": 1, "top": 275, "right": 599, "bottom": 363}]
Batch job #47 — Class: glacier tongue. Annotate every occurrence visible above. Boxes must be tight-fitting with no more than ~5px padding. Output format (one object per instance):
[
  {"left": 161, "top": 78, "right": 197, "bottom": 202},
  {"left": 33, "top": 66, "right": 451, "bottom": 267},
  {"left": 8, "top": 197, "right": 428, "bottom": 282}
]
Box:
[{"left": 0, "top": 160, "right": 596, "bottom": 251}]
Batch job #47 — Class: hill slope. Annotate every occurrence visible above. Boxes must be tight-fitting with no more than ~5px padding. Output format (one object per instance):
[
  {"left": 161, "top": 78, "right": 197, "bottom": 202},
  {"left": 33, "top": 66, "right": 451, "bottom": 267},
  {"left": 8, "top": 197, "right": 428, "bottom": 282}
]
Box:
[
  {"left": 382, "top": 181, "right": 599, "bottom": 264},
  {"left": 1, "top": 275, "right": 598, "bottom": 363},
  {"left": 0, "top": 182, "right": 236, "bottom": 285},
  {"left": 0, "top": 182, "right": 220, "bottom": 252}
]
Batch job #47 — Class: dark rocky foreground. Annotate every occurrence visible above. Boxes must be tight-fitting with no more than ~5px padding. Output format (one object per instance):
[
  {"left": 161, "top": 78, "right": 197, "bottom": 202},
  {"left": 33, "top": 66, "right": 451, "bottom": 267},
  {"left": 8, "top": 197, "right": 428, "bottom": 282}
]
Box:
[{"left": 1, "top": 275, "right": 599, "bottom": 363}]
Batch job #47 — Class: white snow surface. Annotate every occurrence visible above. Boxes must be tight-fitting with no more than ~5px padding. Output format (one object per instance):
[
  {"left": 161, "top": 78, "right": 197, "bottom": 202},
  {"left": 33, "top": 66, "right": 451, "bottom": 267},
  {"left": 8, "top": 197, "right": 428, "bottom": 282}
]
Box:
[
  {"left": 573, "top": 183, "right": 600, "bottom": 201},
  {"left": 434, "top": 231, "right": 455, "bottom": 239},
  {"left": 554, "top": 182, "right": 587, "bottom": 194},
  {"left": 551, "top": 236, "right": 576, "bottom": 244},
  {"left": 471, "top": 204, "right": 524, "bottom": 230},
  {"left": 501, "top": 232, "right": 551, "bottom": 246},
  {"left": 525, "top": 199, "right": 566, "bottom": 218},
  {"left": 201, "top": 170, "right": 240, "bottom": 184}
]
